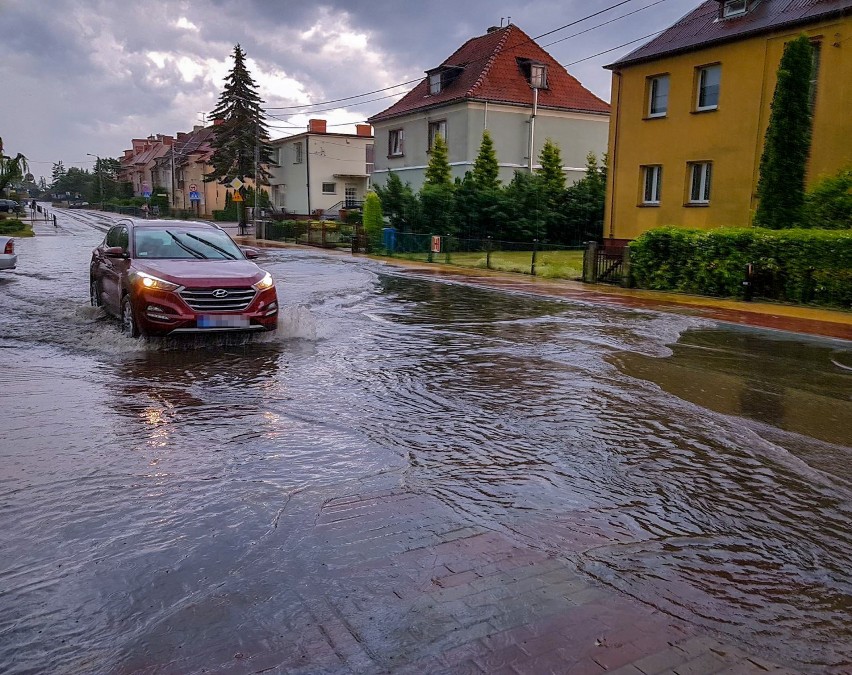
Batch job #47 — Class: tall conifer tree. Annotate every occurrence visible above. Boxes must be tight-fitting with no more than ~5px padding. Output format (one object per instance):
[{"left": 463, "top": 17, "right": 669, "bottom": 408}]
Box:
[
  {"left": 755, "top": 35, "right": 814, "bottom": 228},
  {"left": 207, "top": 44, "right": 273, "bottom": 186}
]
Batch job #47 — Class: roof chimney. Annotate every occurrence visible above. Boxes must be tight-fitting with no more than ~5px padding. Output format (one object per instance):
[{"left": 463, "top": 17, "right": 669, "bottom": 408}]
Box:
[
  {"left": 355, "top": 124, "right": 373, "bottom": 137},
  {"left": 308, "top": 119, "right": 327, "bottom": 134},
  {"left": 487, "top": 26, "right": 500, "bottom": 33},
  {"left": 213, "top": 118, "right": 224, "bottom": 126}
]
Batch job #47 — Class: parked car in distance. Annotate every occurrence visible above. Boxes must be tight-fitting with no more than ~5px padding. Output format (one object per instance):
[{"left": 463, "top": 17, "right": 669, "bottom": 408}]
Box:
[
  {"left": 90, "top": 219, "right": 278, "bottom": 337},
  {"left": 0, "top": 237, "right": 17, "bottom": 271},
  {"left": 0, "top": 199, "right": 20, "bottom": 213}
]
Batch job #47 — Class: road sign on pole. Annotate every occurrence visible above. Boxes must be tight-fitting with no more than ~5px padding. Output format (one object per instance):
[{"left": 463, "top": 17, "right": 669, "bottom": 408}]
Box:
[{"left": 232, "top": 191, "right": 243, "bottom": 202}]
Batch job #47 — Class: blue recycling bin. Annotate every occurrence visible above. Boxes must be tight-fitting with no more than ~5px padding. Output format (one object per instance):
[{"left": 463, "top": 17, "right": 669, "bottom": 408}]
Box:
[{"left": 382, "top": 227, "right": 397, "bottom": 252}]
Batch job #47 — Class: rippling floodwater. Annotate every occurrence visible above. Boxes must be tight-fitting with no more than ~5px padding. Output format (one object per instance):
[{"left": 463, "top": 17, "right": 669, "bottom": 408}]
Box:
[{"left": 1, "top": 216, "right": 850, "bottom": 673}]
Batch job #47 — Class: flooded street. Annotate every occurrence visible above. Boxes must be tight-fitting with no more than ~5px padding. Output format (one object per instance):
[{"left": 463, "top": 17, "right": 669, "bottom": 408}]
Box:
[{"left": 1, "top": 211, "right": 850, "bottom": 673}]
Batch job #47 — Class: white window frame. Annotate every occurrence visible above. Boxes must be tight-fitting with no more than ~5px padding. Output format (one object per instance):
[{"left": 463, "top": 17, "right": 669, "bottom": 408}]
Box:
[
  {"left": 688, "top": 162, "right": 712, "bottom": 204},
  {"left": 428, "top": 120, "right": 447, "bottom": 150},
  {"left": 321, "top": 182, "right": 336, "bottom": 194},
  {"left": 722, "top": 0, "right": 747, "bottom": 17},
  {"left": 642, "top": 165, "right": 662, "bottom": 204},
  {"left": 530, "top": 63, "right": 548, "bottom": 89},
  {"left": 648, "top": 75, "right": 669, "bottom": 118},
  {"left": 389, "top": 129, "right": 404, "bottom": 157},
  {"left": 294, "top": 141, "right": 303, "bottom": 164},
  {"left": 696, "top": 64, "right": 721, "bottom": 111},
  {"left": 429, "top": 72, "right": 442, "bottom": 95}
]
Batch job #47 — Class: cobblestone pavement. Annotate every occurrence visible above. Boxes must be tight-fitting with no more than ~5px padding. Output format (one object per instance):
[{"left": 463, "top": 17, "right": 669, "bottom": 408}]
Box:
[{"left": 237, "top": 489, "right": 798, "bottom": 674}]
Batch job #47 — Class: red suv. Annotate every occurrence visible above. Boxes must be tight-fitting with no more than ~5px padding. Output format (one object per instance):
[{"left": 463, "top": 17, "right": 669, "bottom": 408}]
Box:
[{"left": 90, "top": 219, "right": 278, "bottom": 337}]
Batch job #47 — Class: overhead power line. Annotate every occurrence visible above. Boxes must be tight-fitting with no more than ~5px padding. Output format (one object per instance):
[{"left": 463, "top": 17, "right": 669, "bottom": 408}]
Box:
[{"left": 260, "top": 0, "right": 666, "bottom": 113}]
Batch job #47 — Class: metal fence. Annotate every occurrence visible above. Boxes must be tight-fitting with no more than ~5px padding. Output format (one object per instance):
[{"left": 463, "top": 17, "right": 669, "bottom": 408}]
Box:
[{"left": 372, "top": 231, "right": 586, "bottom": 279}]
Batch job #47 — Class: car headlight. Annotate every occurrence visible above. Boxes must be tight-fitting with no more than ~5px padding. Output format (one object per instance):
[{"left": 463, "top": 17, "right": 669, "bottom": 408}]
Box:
[
  {"left": 134, "top": 271, "right": 181, "bottom": 292},
  {"left": 253, "top": 271, "right": 274, "bottom": 291}
]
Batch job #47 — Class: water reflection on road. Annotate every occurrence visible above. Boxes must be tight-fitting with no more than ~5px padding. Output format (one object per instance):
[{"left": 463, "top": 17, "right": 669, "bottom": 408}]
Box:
[{"left": 0, "top": 217, "right": 850, "bottom": 673}]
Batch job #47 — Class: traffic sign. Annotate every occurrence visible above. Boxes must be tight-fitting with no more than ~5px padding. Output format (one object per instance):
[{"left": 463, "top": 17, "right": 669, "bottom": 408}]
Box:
[
  {"left": 230, "top": 178, "right": 244, "bottom": 190},
  {"left": 189, "top": 183, "right": 198, "bottom": 192},
  {"left": 231, "top": 191, "right": 243, "bottom": 202},
  {"left": 431, "top": 236, "right": 441, "bottom": 253},
  {"left": 189, "top": 191, "right": 201, "bottom": 201}
]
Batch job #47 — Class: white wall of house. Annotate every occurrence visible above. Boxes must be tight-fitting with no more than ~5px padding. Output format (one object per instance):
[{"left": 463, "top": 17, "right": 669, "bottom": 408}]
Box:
[
  {"left": 268, "top": 133, "right": 373, "bottom": 216},
  {"left": 372, "top": 101, "right": 609, "bottom": 192}
]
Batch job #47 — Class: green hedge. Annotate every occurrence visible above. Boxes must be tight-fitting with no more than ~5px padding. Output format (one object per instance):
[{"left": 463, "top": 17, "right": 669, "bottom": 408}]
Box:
[
  {"left": 629, "top": 227, "right": 852, "bottom": 307},
  {"left": 0, "top": 219, "right": 34, "bottom": 236}
]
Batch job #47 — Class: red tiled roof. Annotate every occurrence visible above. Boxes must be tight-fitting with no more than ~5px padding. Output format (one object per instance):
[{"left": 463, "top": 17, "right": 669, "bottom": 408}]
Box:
[
  {"left": 608, "top": 0, "right": 852, "bottom": 69},
  {"left": 368, "top": 24, "right": 609, "bottom": 123}
]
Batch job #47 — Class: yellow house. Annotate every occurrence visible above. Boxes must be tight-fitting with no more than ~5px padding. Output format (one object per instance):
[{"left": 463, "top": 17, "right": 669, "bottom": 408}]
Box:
[{"left": 603, "top": 0, "right": 852, "bottom": 245}]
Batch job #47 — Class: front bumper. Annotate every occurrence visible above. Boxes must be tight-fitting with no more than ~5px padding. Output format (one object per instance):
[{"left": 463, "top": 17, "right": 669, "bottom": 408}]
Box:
[{"left": 132, "top": 286, "right": 278, "bottom": 336}]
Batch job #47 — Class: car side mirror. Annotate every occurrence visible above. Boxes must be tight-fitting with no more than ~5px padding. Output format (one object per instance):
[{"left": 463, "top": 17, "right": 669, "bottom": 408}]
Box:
[
  {"left": 242, "top": 247, "right": 260, "bottom": 259},
  {"left": 104, "top": 246, "right": 127, "bottom": 258}
]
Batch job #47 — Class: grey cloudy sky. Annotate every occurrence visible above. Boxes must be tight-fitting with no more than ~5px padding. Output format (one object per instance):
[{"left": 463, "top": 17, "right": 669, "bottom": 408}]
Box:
[{"left": 1, "top": 0, "right": 699, "bottom": 182}]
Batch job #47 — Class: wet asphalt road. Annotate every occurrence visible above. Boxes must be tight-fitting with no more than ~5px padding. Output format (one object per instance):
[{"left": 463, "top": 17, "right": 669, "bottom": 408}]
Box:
[{"left": 0, "top": 207, "right": 850, "bottom": 673}]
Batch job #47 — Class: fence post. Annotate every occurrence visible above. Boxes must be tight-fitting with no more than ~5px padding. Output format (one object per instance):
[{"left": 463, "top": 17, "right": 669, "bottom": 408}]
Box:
[
  {"left": 531, "top": 239, "right": 538, "bottom": 276},
  {"left": 486, "top": 236, "right": 492, "bottom": 270},
  {"left": 428, "top": 233, "right": 434, "bottom": 263},
  {"left": 621, "top": 246, "right": 631, "bottom": 288},
  {"left": 445, "top": 233, "right": 451, "bottom": 264},
  {"left": 583, "top": 241, "right": 598, "bottom": 283}
]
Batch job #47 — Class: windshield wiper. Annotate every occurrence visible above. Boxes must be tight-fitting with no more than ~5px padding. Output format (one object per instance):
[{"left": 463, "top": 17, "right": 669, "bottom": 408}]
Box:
[
  {"left": 184, "top": 232, "right": 237, "bottom": 259},
  {"left": 165, "top": 231, "right": 206, "bottom": 259}
]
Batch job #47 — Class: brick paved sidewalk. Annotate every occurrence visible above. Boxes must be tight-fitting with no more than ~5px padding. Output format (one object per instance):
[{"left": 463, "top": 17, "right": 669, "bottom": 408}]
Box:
[{"left": 240, "top": 489, "right": 797, "bottom": 674}]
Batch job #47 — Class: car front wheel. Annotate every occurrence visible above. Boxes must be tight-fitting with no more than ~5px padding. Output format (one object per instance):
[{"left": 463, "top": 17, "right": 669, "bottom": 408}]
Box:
[
  {"left": 121, "top": 295, "right": 140, "bottom": 338},
  {"left": 90, "top": 278, "right": 101, "bottom": 307}
]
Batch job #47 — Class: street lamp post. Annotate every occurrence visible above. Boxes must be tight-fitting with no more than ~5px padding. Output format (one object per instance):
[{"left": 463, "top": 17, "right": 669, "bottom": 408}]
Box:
[{"left": 86, "top": 153, "right": 103, "bottom": 210}]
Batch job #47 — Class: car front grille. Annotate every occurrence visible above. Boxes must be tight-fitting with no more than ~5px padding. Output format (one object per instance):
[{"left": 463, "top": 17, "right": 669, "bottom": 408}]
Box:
[{"left": 179, "top": 287, "right": 256, "bottom": 312}]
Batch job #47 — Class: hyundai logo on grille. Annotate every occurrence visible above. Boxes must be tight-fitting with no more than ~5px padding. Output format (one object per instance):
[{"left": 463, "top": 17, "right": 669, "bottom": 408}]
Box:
[{"left": 212, "top": 289, "right": 229, "bottom": 298}]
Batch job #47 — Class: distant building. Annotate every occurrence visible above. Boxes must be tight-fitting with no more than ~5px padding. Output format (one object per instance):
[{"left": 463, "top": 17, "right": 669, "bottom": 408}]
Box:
[
  {"left": 603, "top": 0, "right": 852, "bottom": 245},
  {"left": 267, "top": 119, "right": 374, "bottom": 217},
  {"left": 368, "top": 23, "right": 610, "bottom": 192}
]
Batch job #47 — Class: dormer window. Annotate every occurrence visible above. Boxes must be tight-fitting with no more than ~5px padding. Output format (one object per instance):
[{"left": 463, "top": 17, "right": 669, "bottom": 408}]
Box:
[
  {"left": 517, "top": 58, "right": 548, "bottom": 89},
  {"left": 426, "top": 65, "right": 463, "bottom": 95},
  {"left": 722, "top": 0, "right": 748, "bottom": 17}
]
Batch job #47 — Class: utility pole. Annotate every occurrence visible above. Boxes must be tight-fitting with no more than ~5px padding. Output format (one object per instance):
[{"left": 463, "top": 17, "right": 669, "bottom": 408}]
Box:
[{"left": 254, "top": 117, "right": 259, "bottom": 237}]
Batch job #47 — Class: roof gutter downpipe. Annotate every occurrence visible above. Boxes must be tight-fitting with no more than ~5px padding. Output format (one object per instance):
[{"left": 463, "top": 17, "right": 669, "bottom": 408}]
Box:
[{"left": 528, "top": 87, "right": 539, "bottom": 172}]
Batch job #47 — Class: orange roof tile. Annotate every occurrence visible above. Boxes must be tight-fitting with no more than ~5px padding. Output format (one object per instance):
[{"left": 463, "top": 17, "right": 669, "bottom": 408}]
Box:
[{"left": 368, "top": 24, "right": 609, "bottom": 123}]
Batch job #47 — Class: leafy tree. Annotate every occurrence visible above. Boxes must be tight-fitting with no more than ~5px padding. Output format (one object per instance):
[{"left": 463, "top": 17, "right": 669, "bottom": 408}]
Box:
[
  {"left": 362, "top": 191, "right": 384, "bottom": 250},
  {"left": 0, "top": 138, "right": 30, "bottom": 195},
  {"left": 802, "top": 167, "right": 852, "bottom": 229},
  {"left": 374, "top": 171, "right": 418, "bottom": 231},
  {"left": 472, "top": 130, "right": 500, "bottom": 190},
  {"left": 424, "top": 133, "right": 452, "bottom": 187},
  {"left": 755, "top": 35, "right": 814, "bottom": 228},
  {"left": 51, "top": 161, "right": 66, "bottom": 188},
  {"left": 207, "top": 44, "right": 274, "bottom": 228},
  {"left": 562, "top": 152, "right": 608, "bottom": 244}
]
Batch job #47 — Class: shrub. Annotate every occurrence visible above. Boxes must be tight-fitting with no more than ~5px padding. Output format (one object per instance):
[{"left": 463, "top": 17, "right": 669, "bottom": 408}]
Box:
[
  {"left": 802, "top": 167, "right": 852, "bottom": 230},
  {"left": 0, "top": 219, "right": 34, "bottom": 236},
  {"left": 629, "top": 226, "right": 852, "bottom": 307}
]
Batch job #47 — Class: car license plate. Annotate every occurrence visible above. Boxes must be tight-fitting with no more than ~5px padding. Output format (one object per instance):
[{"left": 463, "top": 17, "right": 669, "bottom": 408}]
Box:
[{"left": 197, "top": 314, "right": 250, "bottom": 329}]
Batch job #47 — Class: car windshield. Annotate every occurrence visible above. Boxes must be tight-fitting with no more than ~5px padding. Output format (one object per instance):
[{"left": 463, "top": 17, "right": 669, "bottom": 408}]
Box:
[{"left": 134, "top": 228, "right": 244, "bottom": 260}]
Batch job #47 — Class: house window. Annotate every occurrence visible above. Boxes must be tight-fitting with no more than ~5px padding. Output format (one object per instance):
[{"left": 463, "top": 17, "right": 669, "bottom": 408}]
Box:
[
  {"left": 696, "top": 64, "right": 721, "bottom": 111},
  {"left": 530, "top": 63, "right": 548, "bottom": 89},
  {"left": 294, "top": 142, "right": 303, "bottom": 164},
  {"left": 642, "top": 165, "right": 662, "bottom": 204},
  {"left": 427, "top": 66, "right": 463, "bottom": 95},
  {"left": 366, "top": 144, "right": 374, "bottom": 175},
  {"left": 428, "top": 120, "right": 447, "bottom": 150},
  {"left": 647, "top": 75, "right": 669, "bottom": 117},
  {"left": 722, "top": 0, "right": 747, "bottom": 17},
  {"left": 389, "top": 129, "right": 404, "bottom": 157},
  {"left": 322, "top": 182, "right": 336, "bottom": 194},
  {"left": 809, "top": 41, "right": 821, "bottom": 112},
  {"left": 688, "top": 162, "right": 712, "bottom": 204}
]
